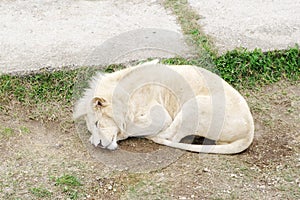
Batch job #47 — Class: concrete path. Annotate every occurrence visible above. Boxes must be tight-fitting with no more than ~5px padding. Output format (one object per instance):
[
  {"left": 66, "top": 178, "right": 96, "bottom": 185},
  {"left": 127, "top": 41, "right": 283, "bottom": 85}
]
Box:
[
  {"left": 0, "top": 0, "right": 191, "bottom": 74},
  {"left": 189, "top": 0, "right": 300, "bottom": 54},
  {"left": 1, "top": 0, "right": 299, "bottom": 74}
]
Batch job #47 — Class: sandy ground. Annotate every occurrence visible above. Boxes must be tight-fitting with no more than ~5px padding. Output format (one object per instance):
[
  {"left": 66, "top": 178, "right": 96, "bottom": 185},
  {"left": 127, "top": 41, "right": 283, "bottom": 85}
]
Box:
[{"left": 189, "top": 0, "right": 300, "bottom": 54}]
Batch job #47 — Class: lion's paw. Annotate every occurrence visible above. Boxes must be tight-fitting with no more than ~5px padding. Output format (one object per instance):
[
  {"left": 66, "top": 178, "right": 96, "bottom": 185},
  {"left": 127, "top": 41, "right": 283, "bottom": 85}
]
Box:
[{"left": 89, "top": 134, "right": 101, "bottom": 147}]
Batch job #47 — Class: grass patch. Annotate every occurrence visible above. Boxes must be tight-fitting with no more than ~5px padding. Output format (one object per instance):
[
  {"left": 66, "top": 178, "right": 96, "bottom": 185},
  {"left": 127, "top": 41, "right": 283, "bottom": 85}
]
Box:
[
  {"left": 52, "top": 174, "right": 83, "bottom": 200},
  {"left": 62, "top": 187, "right": 80, "bottom": 200},
  {"left": 162, "top": 45, "right": 299, "bottom": 88},
  {"left": 0, "top": 46, "right": 298, "bottom": 109},
  {"left": 215, "top": 46, "right": 300, "bottom": 88},
  {"left": 54, "top": 174, "right": 82, "bottom": 187},
  {"left": 19, "top": 126, "right": 31, "bottom": 134},
  {"left": 0, "top": 126, "right": 14, "bottom": 138},
  {"left": 0, "top": 70, "right": 77, "bottom": 105},
  {"left": 163, "top": 0, "right": 217, "bottom": 60},
  {"left": 29, "top": 187, "right": 52, "bottom": 198},
  {"left": 0, "top": 64, "right": 126, "bottom": 108},
  {"left": 0, "top": 126, "right": 31, "bottom": 138}
]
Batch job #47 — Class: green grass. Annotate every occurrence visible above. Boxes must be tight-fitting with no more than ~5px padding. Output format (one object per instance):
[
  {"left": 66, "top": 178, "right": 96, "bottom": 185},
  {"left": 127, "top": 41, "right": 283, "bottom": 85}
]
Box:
[
  {"left": 215, "top": 46, "right": 300, "bottom": 88},
  {"left": 54, "top": 174, "right": 82, "bottom": 187},
  {"left": 52, "top": 174, "right": 83, "bottom": 200},
  {"left": 162, "top": 45, "right": 299, "bottom": 88},
  {"left": 0, "top": 64, "right": 127, "bottom": 108},
  {"left": 0, "top": 70, "right": 77, "bottom": 104},
  {"left": 19, "top": 126, "right": 31, "bottom": 134},
  {"left": 0, "top": 46, "right": 298, "bottom": 108},
  {"left": 29, "top": 187, "right": 52, "bottom": 198},
  {"left": 0, "top": 126, "right": 14, "bottom": 138},
  {"left": 0, "top": 126, "right": 31, "bottom": 139}
]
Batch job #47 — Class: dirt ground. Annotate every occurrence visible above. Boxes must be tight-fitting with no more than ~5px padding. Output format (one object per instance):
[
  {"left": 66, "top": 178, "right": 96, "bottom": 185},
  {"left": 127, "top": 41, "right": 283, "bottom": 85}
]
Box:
[{"left": 0, "top": 80, "right": 299, "bottom": 199}]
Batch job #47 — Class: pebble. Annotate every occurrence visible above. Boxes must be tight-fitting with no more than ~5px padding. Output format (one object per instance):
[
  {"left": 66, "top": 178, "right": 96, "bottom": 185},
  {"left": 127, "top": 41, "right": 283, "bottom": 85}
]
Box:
[
  {"left": 203, "top": 168, "right": 210, "bottom": 172},
  {"left": 230, "top": 173, "right": 238, "bottom": 178}
]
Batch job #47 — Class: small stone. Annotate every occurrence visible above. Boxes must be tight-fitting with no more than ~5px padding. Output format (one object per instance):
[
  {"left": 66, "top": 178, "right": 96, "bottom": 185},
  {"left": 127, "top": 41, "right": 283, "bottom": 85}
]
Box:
[
  {"left": 203, "top": 168, "right": 210, "bottom": 172},
  {"left": 257, "top": 185, "right": 266, "bottom": 190},
  {"left": 231, "top": 174, "right": 237, "bottom": 178},
  {"left": 4, "top": 187, "right": 14, "bottom": 195},
  {"left": 55, "top": 143, "right": 63, "bottom": 148}
]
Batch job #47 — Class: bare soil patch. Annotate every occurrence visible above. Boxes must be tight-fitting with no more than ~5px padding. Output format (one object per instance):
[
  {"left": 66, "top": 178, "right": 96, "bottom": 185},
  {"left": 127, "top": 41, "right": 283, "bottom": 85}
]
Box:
[
  {"left": 118, "top": 138, "right": 161, "bottom": 153},
  {"left": 245, "top": 82, "right": 299, "bottom": 167}
]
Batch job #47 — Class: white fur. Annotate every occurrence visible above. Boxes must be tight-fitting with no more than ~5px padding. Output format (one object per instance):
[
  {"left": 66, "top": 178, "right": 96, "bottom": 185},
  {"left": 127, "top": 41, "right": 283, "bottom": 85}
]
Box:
[{"left": 74, "top": 62, "right": 254, "bottom": 154}]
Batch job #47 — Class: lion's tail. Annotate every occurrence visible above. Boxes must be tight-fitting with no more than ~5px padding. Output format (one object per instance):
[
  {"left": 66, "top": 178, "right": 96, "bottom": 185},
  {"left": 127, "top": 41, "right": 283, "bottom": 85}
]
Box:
[{"left": 151, "top": 137, "right": 252, "bottom": 154}]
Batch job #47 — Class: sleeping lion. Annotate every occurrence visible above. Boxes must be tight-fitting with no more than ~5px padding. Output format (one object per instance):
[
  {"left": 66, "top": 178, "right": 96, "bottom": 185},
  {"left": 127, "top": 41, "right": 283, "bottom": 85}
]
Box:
[{"left": 74, "top": 61, "right": 254, "bottom": 154}]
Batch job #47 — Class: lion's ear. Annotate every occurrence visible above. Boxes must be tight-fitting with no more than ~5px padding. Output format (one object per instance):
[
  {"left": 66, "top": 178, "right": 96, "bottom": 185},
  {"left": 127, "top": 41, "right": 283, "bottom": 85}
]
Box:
[{"left": 92, "top": 97, "right": 108, "bottom": 109}]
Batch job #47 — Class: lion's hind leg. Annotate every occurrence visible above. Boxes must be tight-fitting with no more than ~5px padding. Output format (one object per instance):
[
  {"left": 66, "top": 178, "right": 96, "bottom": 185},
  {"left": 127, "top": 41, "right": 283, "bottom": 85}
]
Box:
[{"left": 156, "top": 95, "right": 212, "bottom": 142}]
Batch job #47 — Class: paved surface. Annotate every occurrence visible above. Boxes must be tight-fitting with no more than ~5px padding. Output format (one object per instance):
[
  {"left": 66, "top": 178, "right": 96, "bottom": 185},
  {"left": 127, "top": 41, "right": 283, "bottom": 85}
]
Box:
[
  {"left": 189, "top": 0, "right": 300, "bottom": 54},
  {"left": 0, "top": 0, "right": 191, "bottom": 74},
  {"left": 1, "top": 0, "right": 299, "bottom": 74}
]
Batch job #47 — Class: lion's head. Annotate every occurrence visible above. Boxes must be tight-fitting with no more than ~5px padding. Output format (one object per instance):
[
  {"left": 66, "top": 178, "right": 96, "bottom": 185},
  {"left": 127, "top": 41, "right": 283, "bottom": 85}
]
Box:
[{"left": 74, "top": 93, "right": 121, "bottom": 150}]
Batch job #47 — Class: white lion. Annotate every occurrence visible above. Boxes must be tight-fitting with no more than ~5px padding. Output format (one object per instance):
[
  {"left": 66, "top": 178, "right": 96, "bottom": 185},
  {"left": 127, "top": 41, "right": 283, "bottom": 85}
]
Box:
[{"left": 73, "top": 61, "right": 254, "bottom": 154}]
